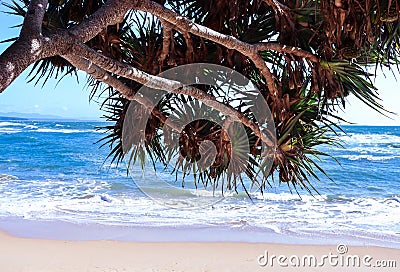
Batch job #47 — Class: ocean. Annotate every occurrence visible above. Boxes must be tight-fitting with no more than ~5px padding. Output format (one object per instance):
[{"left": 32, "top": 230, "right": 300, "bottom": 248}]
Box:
[{"left": 0, "top": 119, "right": 399, "bottom": 248}]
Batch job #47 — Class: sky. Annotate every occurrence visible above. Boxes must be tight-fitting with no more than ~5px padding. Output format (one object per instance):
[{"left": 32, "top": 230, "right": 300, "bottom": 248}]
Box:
[
  {"left": 0, "top": 3, "right": 399, "bottom": 124},
  {"left": 0, "top": 4, "right": 102, "bottom": 120}
]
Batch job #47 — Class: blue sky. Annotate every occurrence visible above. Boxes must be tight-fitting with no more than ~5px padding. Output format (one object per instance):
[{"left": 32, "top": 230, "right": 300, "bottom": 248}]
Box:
[
  {"left": 0, "top": 3, "right": 399, "bottom": 124},
  {"left": 0, "top": 4, "right": 102, "bottom": 120}
]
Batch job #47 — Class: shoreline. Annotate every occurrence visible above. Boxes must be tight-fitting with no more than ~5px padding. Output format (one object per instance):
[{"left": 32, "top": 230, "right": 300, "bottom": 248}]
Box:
[
  {"left": 1, "top": 230, "right": 399, "bottom": 272},
  {"left": 1, "top": 217, "right": 400, "bottom": 248}
]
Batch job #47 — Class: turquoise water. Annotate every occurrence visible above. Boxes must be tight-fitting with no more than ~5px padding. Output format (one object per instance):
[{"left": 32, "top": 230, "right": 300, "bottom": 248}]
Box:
[{"left": 0, "top": 119, "right": 399, "bottom": 247}]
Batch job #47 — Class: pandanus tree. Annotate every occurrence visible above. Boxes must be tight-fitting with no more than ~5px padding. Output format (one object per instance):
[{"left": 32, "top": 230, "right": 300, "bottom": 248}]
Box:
[{"left": 0, "top": 0, "right": 399, "bottom": 195}]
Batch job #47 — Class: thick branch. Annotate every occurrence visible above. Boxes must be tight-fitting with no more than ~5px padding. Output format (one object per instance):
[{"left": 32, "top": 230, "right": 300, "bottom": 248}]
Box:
[
  {"left": 0, "top": 0, "right": 318, "bottom": 111},
  {"left": 135, "top": 0, "right": 319, "bottom": 94},
  {"left": 68, "top": 0, "right": 136, "bottom": 43},
  {"left": 73, "top": 43, "right": 274, "bottom": 147},
  {"left": 0, "top": 29, "right": 78, "bottom": 93},
  {"left": 0, "top": 0, "right": 49, "bottom": 92},
  {"left": 1, "top": 0, "right": 132, "bottom": 93},
  {"left": 159, "top": 20, "right": 173, "bottom": 65},
  {"left": 63, "top": 54, "right": 178, "bottom": 132},
  {"left": 20, "top": 0, "right": 48, "bottom": 37},
  {"left": 0, "top": 0, "right": 79, "bottom": 93},
  {"left": 183, "top": 32, "right": 193, "bottom": 62},
  {"left": 255, "top": 43, "right": 319, "bottom": 63},
  {"left": 0, "top": 39, "right": 44, "bottom": 93},
  {"left": 68, "top": 0, "right": 316, "bottom": 96},
  {"left": 63, "top": 54, "right": 134, "bottom": 99},
  {"left": 134, "top": 0, "right": 278, "bottom": 96}
]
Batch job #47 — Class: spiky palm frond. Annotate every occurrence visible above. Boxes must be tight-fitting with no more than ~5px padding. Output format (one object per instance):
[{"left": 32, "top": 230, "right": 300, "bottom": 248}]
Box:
[
  {"left": 272, "top": 87, "right": 343, "bottom": 194},
  {"left": 4, "top": 0, "right": 400, "bottom": 196},
  {"left": 95, "top": 0, "right": 399, "bottom": 196}
]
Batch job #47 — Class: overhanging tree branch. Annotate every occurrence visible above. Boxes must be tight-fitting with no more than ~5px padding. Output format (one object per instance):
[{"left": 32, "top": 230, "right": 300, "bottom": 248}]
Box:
[
  {"left": 63, "top": 54, "right": 134, "bottom": 99},
  {"left": 134, "top": 0, "right": 279, "bottom": 96},
  {"left": 0, "top": 0, "right": 49, "bottom": 93},
  {"left": 20, "top": 0, "right": 48, "bottom": 37},
  {"left": 0, "top": 0, "right": 396, "bottom": 192},
  {"left": 159, "top": 19, "right": 173, "bottom": 65},
  {"left": 133, "top": 1, "right": 319, "bottom": 96},
  {"left": 64, "top": 54, "right": 178, "bottom": 131},
  {"left": 255, "top": 44, "right": 319, "bottom": 63},
  {"left": 0, "top": 0, "right": 320, "bottom": 95},
  {"left": 72, "top": 42, "right": 275, "bottom": 147},
  {"left": 68, "top": 0, "right": 135, "bottom": 43}
]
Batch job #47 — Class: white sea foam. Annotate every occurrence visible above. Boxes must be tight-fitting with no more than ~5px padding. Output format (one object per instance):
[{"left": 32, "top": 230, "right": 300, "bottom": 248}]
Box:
[
  {"left": 101, "top": 162, "right": 120, "bottom": 168},
  {"left": 24, "top": 125, "right": 38, "bottom": 129},
  {"left": 189, "top": 189, "right": 216, "bottom": 197},
  {"left": 337, "top": 146, "right": 397, "bottom": 154},
  {"left": 0, "top": 122, "right": 25, "bottom": 127},
  {"left": 0, "top": 187, "right": 399, "bottom": 245},
  {"left": 339, "top": 154, "right": 400, "bottom": 161},
  {"left": 252, "top": 192, "right": 326, "bottom": 202},
  {"left": 0, "top": 122, "right": 36, "bottom": 133},
  {"left": 0, "top": 128, "right": 23, "bottom": 133},
  {"left": 340, "top": 133, "right": 400, "bottom": 145},
  {"left": 325, "top": 133, "right": 400, "bottom": 156},
  {"left": 35, "top": 128, "right": 91, "bottom": 133},
  {"left": 2, "top": 124, "right": 398, "bottom": 245}
]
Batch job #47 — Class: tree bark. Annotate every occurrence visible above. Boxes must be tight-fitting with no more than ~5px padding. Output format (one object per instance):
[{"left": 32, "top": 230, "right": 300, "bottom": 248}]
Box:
[
  {"left": 134, "top": 0, "right": 278, "bottom": 95},
  {"left": 0, "top": 0, "right": 319, "bottom": 95},
  {"left": 68, "top": 0, "right": 136, "bottom": 43},
  {"left": 0, "top": 39, "right": 39, "bottom": 92},
  {"left": 0, "top": 0, "right": 48, "bottom": 93},
  {"left": 20, "top": 0, "right": 48, "bottom": 37},
  {"left": 63, "top": 54, "right": 180, "bottom": 132},
  {"left": 71, "top": 43, "right": 275, "bottom": 147}
]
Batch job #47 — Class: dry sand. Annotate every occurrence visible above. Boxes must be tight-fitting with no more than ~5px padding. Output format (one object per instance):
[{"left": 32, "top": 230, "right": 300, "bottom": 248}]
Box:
[{"left": 0, "top": 231, "right": 399, "bottom": 272}]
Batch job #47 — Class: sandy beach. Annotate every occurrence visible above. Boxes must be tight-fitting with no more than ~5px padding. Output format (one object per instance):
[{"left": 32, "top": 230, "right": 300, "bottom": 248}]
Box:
[{"left": 0, "top": 231, "right": 399, "bottom": 272}]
